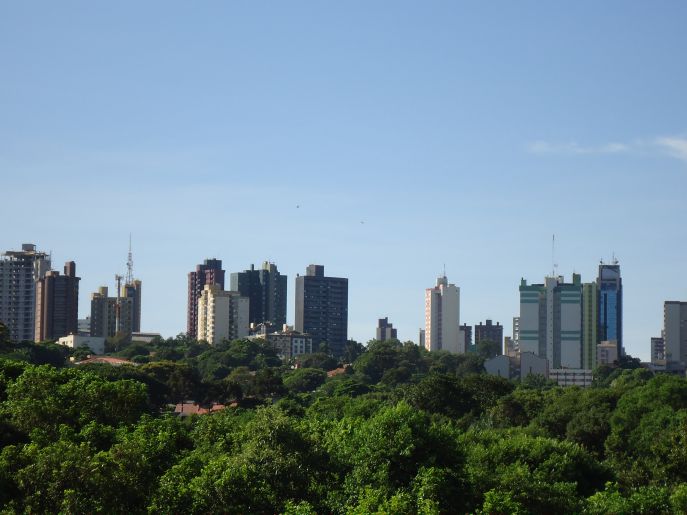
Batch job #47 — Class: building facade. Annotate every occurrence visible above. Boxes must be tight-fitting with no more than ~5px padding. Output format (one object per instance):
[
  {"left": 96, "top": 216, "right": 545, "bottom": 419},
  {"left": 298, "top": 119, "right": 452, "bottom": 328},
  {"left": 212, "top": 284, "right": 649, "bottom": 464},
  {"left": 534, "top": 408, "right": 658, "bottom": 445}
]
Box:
[
  {"left": 519, "top": 274, "right": 583, "bottom": 369},
  {"left": 598, "top": 262, "right": 623, "bottom": 357},
  {"left": 424, "top": 275, "right": 462, "bottom": 353},
  {"left": 376, "top": 317, "right": 398, "bottom": 341},
  {"left": 35, "top": 261, "right": 80, "bottom": 341},
  {"left": 474, "top": 320, "right": 503, "bottom": 349},
  {"left": 664, "top": 301, "right": 687, "bottom": 366},
  {"left": 230, "top": 262, "right": 287, "bottom": 328},
  {"left": 651, "top": 336, "right": 665, "bottom": 362},
  {"left": 460, "top": 324, "right": 473, "bottom": 350},
  {"left": 197, "top": 284, "right": 249, "bottom": 345},
  {"left": 582, "top": 281, "right": 598, "bottom": 370},
  {"left": 252, "top": 329, "right": 314, "bottom": 360},
  {"left": 295, "top": 265, "right": 348, "bottom": 356},
  {"left": 0, "top": 243, "right": 51, "bottom": 342},
  {"left": 58, "top": 334, "right": 105, "bottom": 355},
  {"left": 187, "top": 259, "right": 225, "bottom": 339},
  {"left": 597, "top": 340, "right": 619, "bottom": 365},
  {"left": 122, "top": 279, "right": 142, "bottom": 333},
  {"left": 90, "top": 286, "right": 135, "bottom": 339}
]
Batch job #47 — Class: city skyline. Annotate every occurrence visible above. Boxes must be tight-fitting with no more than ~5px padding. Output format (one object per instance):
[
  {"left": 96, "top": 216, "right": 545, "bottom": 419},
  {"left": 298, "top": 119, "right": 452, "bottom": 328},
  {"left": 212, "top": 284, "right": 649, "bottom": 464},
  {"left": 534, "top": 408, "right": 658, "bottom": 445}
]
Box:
[{"left": 3, "top": 2, "right": 687, "bottom": 360}]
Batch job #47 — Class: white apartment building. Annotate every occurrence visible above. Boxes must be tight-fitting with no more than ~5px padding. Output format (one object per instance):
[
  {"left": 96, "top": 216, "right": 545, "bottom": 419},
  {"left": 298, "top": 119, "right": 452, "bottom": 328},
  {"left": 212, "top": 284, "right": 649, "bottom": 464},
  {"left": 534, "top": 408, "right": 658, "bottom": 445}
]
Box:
[
  {"left": 197, "top": 284, "right": 249, "bottom": 345},
  {"left": 424, "top": 274, "right": 463, "bottom": 353}
]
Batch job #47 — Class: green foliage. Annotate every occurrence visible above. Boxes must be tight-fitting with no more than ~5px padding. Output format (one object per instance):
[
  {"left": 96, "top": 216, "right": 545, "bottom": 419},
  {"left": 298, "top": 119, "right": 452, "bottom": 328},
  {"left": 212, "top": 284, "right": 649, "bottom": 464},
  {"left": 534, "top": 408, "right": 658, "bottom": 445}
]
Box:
[
  {"left": 2, "top": 336, "right": 687, "bottom": 513},
  {"left": 284, "top": 368, "right": 328, "bottom": 393}
]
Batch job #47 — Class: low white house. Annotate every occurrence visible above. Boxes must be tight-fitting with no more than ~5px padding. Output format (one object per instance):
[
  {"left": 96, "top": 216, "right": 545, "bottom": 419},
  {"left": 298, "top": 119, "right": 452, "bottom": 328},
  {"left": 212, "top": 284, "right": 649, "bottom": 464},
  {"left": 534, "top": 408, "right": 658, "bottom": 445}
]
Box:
[{"left": 57, "top": 334, "right": 105, "bottom": 355}]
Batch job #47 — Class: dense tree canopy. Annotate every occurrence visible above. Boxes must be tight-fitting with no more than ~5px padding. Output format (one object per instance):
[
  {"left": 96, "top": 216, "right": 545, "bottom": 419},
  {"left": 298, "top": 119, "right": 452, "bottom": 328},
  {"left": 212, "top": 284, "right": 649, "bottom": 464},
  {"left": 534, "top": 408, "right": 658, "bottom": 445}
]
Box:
[{"left": 0, "top": 336, "right": 684, "bottom": 513}]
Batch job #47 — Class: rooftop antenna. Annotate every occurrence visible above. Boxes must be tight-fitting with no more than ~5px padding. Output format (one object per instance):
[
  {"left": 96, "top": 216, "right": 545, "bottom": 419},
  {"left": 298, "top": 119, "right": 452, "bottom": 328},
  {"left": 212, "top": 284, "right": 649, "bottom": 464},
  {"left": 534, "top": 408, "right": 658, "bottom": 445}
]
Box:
[
  {"left": 551, "top": 234, "right": 558, "bottom": 277},
  {"left": 126, "top": 233, "right": 134, "bottom": 285}
]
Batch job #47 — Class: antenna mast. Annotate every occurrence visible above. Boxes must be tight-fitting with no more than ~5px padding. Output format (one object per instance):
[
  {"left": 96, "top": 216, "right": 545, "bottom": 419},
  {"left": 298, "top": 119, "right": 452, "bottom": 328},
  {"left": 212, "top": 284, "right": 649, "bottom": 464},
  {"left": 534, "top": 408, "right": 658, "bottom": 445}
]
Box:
[
  {"left": 126, "top": 233, "right": 134, "bottom": 285},
  {"left": 551, "top": 234, "right": 558, "bottom": 277}
]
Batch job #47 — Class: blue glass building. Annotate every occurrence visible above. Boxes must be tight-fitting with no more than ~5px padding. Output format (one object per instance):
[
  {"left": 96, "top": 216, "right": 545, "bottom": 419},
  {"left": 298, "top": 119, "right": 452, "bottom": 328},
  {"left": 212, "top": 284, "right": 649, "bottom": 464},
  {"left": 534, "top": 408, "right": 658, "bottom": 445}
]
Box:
[{"left": 598, "top": 263, "right": 622, "bottom": 356}]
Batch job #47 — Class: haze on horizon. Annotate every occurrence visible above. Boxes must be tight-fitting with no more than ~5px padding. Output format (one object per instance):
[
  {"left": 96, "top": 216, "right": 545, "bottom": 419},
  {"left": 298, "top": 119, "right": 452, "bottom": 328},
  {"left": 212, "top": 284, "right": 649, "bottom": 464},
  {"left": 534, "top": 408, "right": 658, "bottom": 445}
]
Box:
[{"left": 2, "top": 1, "right": 686, "bottom": 360}]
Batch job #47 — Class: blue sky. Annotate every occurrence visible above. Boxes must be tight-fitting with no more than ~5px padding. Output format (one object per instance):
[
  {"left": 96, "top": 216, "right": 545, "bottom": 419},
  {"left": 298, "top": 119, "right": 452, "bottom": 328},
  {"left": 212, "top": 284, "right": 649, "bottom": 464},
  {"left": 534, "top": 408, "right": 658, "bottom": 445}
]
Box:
[{"left": 2, "top": 2, "right": 686, "bottom": 360}]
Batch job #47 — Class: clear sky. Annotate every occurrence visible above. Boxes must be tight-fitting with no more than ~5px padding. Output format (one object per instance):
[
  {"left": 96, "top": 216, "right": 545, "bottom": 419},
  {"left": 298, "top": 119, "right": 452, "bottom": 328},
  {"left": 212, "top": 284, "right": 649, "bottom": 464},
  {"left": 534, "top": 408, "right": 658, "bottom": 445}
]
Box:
[{"left": 2, "top": 2, "right": 686, "bottom": 360}]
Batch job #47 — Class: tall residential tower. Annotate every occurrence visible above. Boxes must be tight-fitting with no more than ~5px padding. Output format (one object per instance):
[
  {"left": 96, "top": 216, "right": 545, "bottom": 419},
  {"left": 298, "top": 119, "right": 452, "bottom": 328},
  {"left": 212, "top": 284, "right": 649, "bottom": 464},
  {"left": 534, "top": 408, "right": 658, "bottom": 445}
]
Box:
[
  {"left": 187, "top": 259, "right": 225, "bottom": 339},
  {"left": 598, "top": 261, "right": 622, "bottom": 357},
  {"left": 295, "top": 265, "right": 348, "bottom": 356},
  {"left": 230, "top": 262, "right": 287, "bottom": 328},
  {"left": 424, "top": 275, "right": 462, "bottom": 353},
  {"left": 519, "top": 274, "right": 583, "bottom": 369},
  {"left": 0, "top": 244, "right": 51, "bottom": 342},
  {"left": 35, "top": 261, "right": 80, "bottom": 341}
]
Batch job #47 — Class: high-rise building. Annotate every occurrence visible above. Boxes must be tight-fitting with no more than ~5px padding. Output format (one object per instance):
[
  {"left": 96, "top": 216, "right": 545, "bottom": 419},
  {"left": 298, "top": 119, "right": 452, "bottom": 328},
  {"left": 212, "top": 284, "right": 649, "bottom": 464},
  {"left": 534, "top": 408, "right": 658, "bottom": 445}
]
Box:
[
  {"left": 474, "top": 320, "right": 503, "bottom": 349},
  {"left": 519, "top": 274, "right": 583, "bottom": 369},
  {"left": 188, "top": 259, "right": 225, "bottom": 339},
  {"left": 90, "top": 286, "right": 134, "bottom": 339},
  {"left": 197, "top": 284, "right": 249, "bottom": 345},
  {"left": 598, "top": 262, "right": 623, "bottom": 357},
  {"left": 0, "top": 243, "right": 51, "bottom": 342},
  {"left": 663, "top": 301, "right": 687, "bottom": 365},
  {"left": 230, "top": 262, "right": 287, "bottom": 328},
  {"left": 512, "top": 317, "right": 520, "bottom": 353},
  {"left": 597, "top": 340, "right": 619, "bottom": 365},
  {"left": 376, "top": 317, "right": 397, "bottom": 341},
  {"left": 582, "top": 281, "right": 598, "bottom": 370},
  {"left": 122, "top": 280, "right": 142, "bottom": 333},
  {"left": 424, "top": 275, "right": 462, "bottom": 353},
  {"left": 35, "top": 261, "right": 80, "bottom": 341},
  {"left": 460, "top": 323, "right": 473, "bottom": 350},
  {"left": 295, "top": 265, "right": 348, "bottom": 355},
  {"left": 651, "top": 336, "right": 665, "bottom": 362}
]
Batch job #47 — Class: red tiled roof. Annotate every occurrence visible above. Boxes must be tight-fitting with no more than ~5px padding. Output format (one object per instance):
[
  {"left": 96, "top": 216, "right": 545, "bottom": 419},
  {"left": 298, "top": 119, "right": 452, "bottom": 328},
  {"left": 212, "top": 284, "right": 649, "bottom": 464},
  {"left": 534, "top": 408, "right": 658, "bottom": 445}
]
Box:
[
  {"left": 76, "top": 356, "right": 136, "bottom": 366},
  {"left": 173, "top": 403, "right": 226, "bottom": 416}
]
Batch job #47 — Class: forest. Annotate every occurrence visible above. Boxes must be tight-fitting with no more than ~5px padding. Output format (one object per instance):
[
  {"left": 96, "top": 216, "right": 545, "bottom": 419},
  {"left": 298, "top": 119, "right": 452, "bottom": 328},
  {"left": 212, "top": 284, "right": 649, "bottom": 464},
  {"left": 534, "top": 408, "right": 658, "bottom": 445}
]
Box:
[{"left": 1, "top": 324, "right": 686, "bottom": 514}]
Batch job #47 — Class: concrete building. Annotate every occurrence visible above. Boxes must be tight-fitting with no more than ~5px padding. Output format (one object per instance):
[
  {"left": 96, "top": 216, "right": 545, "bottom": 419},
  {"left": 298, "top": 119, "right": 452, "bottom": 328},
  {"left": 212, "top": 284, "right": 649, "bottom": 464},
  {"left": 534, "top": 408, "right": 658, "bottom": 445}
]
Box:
[
  {"left": 504, "top": 336, "right": 516, "bottom": 357},
  {"left": 520, "top": 352, "right": 549, "bottom": 380},
  {"left": 582, "top": 281, "right": 598, "bottom": 370},
  {"left": 131, "top": 332, "right": 162, "bottom": 343},
  {"left": 251, "top": 326, "right": 314, "bottom": 360},
  {"left": 78, "top": 317, "right": 91, "bottom": 336},
  {"left": 376, "top": 317, "right": 397, "bottom": 341},
  {"left": 197, "top": 284, "right": 249, "bottom": 345},
  {"left": 519, "top": 274, "right": 583, "bottom": 369},
  {"left": 664, "top": 301, "right": 687, "bottom": 366},
  {"left": 424, "top": 275, "right": 462, "bottom": 353},
  {"left": 35, "top": 261, "right": 80, "bottom": 342},
  {"left": 483, "top": 354, "right": 513, "bottom": 379},
  {"left": 295, "top": 265, "right": 348, "bottom": 355},
  {"left": 651, "top": 336, "right": 665, "bottom": 362},
  {"left": 122, "top": 280, "right": 142, "bottom": 333},
  {"left": 419, "top": 329, "right": 425, "bottom": 348},
  {"left": 57, "top": 334, "right": 105, "bottom": 355},
  {"left": 188, "top": 259, "right": 225, "bottom": 340},
  {"left": 598, "top": 262, "right": 623, "bottom": 357},
  {"left": 512, "top": 317, "right": 520, "bottom": 353},
  {"left": 231, "top": 262, "right": 287, "bottom": 329},
  {"left": 484, "top": 351, "right": 548, "bottom": 381},
  {"left": 0, "top": 243, "right": 51, "bottom": 342},
  {"left": 90, "top": 286, "right": 134, "bottom": 339},
  {"left": 597, "top": 340, "right": 619, "bottom": 365},
  {"left": 549, "top": 368, "right": 593, "bottom": 387},
  {"left": 475, "top": 320, "right": 503, "bottom": 349},
  {"left": 460, "top": 324, "right": 473, "bottom": 350}
]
